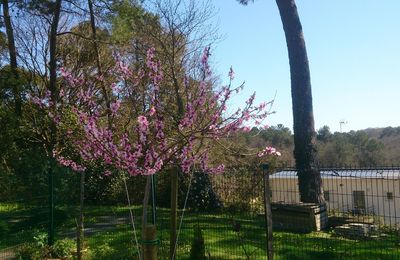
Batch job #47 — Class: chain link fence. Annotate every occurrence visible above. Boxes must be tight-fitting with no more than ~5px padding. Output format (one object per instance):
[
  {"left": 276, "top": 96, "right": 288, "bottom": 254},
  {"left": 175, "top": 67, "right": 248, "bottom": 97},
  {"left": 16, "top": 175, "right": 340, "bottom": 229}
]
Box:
[{"left": 1, "top": 166, "right": 400, "bottom": 259}]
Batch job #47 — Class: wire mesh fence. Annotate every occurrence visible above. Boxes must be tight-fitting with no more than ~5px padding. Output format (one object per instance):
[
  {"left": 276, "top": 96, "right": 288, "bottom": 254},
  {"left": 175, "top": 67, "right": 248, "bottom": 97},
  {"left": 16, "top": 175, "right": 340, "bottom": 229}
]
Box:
[
  {"left": 1, "top": 166, "right": 400, "bottom": 259},
  {"left": 269, "top": 167, "right": 400, "bottom": 259}
]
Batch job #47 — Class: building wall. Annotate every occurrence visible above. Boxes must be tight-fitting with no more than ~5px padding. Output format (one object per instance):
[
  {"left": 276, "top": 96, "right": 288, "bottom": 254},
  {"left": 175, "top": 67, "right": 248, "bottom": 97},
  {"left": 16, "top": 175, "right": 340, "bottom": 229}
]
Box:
[{"left": 270, "top": 177, "right": 400, "bottom": 226}]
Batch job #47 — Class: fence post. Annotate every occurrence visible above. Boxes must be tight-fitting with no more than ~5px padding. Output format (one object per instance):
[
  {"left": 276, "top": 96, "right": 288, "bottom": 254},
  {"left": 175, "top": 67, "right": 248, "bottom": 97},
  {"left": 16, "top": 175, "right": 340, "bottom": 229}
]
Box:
[
  {"left": 77, "top": 171, "right": 85, "bottom": 260},
  {"left": 143, "top": 225, "right": 158, "bottom": 260},
  {"left": 263, "top": 164, "right": 273, "bottom": 260},
  {"left": 48, "top": 160, "right": 54, "bottom": 246},
  {"left": 170, "top": 170, "right": 178, "bottom": 260}
]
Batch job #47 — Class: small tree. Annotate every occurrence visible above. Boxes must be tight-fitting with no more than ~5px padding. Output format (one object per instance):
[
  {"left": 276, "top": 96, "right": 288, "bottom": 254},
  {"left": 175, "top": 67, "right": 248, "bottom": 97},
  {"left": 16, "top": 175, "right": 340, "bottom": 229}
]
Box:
[
  {"left": 30, "top": 46, "right": 275, "bottom": 258},
  {"left": 189, "top": 224, "right": 206, "bottom": 260}
]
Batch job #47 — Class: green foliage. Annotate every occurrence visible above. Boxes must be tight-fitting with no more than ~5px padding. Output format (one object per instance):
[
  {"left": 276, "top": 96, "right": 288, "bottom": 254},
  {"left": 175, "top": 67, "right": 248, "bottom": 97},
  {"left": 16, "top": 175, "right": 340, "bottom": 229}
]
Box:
[
  {"left": 90, "top": 243, "right": 117, "bottom": 260},
  {"left": 0, "top": 66, "right": 29, "bottom": 102},
  {"left": 58, "top": 21, "right": 113, "bottom": 72},
  {"left": 0, "top": 220, "right": 8, "bottom": 239},
  {"left": 84, "top": 168, "right": 127, "bottom": 205},
  {"left": 380, "top": 126, "right": 400, "bottom": 138},
  {"left": 108, "top": 0, "right": 145, "bottom": 45},
  {"left": 15, "top": 233, "right": 74, "bottom": 260},
  {"left": 187, "top": 171, "right": 222, "bottom": 212},
  {"left": 32, "top": 232, "right": 47, "bottom": 248},
  {"left": 15, "top": 232, "right": 49, "bottom": 260},
  {"left": 15, "top": 243, "right": 43, "bottom": 260},
  {"left": 52, "top": 238, "right": 75, "bottom": 259},
  {"left": 317, "top": 128, "right": 385, "bottom": 167},
  {"left": 189, "top": 224, "right": 206, "bottom": 260},
  {"left": 260, "top": 124, "right": 293, "bottom": 148},
  {"left": 317, "top": 125, "right": 332, "bottom": 143}
]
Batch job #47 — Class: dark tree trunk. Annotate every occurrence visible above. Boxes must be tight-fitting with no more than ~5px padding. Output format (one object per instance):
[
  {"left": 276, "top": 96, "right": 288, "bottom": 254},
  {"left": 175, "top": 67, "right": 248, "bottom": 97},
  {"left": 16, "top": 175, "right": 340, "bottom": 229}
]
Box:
[
  {"left": 88, "top": 0, "right": 112, "bottom": 127},
  {"left": 47, "top": 0, "right": 62, "bottom": 246},
  {"left": 49, "top": 0, "right": 62, "bottom": 105},
  {"left": 275, "top": 0, "right": 324, "bottom": 203},
  {"left": 87, "top": 0, "right": 102, "bottom": 75},
  {"left": 2, "top": 0, "right": 21, "bottom": 116}
]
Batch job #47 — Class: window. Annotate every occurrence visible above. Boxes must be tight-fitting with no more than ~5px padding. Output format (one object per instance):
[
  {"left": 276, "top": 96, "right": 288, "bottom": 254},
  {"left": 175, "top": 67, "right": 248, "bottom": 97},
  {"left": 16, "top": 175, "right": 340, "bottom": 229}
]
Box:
[
  {"left": 353, "top": 190, "right": 366, "bottom": 211},
  {"left": 324, "top": 191, "right": 330, "bottom": 201},
  {"left": 387, "top": 192, "right": 393, "bottom": 200}
]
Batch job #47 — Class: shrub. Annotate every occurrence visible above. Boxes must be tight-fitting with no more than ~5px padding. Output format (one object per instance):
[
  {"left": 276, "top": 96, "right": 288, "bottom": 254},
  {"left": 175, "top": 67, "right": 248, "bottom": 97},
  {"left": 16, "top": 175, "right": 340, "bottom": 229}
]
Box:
[
  {"left": 52, "top": 238, "right": 75, "bottom": 259},
  {"left": 15, "top": 233, "right": 75, "bottom": 260},
  {"left": 15, "top": 243, "right": 42, "bottom": 260},
  {"left": 91, "top": 243, "right": 116, "bottom": 260},
  {"left": 189, "top": 224, "right": 206, "bottom": 260},
  {"left": 187, "top": 171, "right": 222, "bottom": 212},
  {"left": 32, "top": 232, "right": 47, "bottom": 248}
]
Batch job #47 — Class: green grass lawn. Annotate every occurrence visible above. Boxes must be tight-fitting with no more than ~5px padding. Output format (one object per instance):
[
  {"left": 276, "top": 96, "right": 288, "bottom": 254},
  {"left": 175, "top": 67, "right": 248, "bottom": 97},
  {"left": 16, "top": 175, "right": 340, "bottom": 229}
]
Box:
[{"left": 1, "top": 203, "right": 399, "bottom": 259}]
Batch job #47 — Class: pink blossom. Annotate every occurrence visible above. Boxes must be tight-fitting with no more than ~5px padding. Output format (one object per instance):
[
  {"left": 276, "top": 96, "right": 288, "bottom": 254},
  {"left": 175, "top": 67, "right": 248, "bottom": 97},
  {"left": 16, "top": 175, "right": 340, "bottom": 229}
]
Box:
[
  {"left": 149, "top": 107, "right": 156, "bottom": 116},
  {"left": 228, "top": 66, "right": 235, "bottom": 80},
  {"left": 246, "top": 92, "right": 256, "bottom": 105},
  {"left": 110, "top": 100, "right": 121, "bottom": 114},
  {"left": 47, "top": 46, "right": 275, "bottom": 178},
  {"left": 208, "top": 164, "right": 225, "bottom": 175},
  {"left": 242, "top": 126, "right": 251, "bottom": 133},
  {"left": 137, "top": 116, "right": 149, "bottom": 131},
  {"left": 257, "top": 146, "right": 281, "bottom": 157}
]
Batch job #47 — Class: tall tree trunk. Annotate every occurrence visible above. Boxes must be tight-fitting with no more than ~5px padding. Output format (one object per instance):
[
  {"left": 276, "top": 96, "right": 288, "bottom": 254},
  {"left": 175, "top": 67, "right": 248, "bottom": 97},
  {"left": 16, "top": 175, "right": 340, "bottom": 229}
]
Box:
[
  {"left": 2, "top": 0, "right": 21, "bottom": 116},
  {"left": 275, "top": 0, "right": 324, "bottom": 203},
  {"left": 87, "top": 0, "right": 112, "bottom": 127},
  {"left": 49, "top": 0, "right": 62, "bottom": 104},
  {"left": 47, "top": 0, "right": 62, "bottom": 246}
]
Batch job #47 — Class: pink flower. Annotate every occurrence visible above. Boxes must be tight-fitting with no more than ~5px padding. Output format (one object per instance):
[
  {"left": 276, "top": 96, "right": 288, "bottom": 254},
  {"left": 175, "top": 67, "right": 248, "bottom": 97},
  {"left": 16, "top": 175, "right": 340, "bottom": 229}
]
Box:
[
  {"left": 137, "top": 116, "right": 149, "bottom": 130},
  {"left": 110, "top": 100, "right": 121, "bottom": 114},
  {"left": 149, "top": 107, "right": 156, "bottom": 116},
  {"left": 246, "top": 92, "right": 256, "bottom": 105},
  {"left": 257, "top": 146, "right": 281, "bottom": 157},
  {"left": 201, "top": 46, "right": 210, "bottom": 65},
  {"left": 242, "top": 126, "right": 251, "bottom": 133},
  {"left": 228, "top": 66, "right": 235, "bottom": 80},
  {"left": 201, "top": 47, "right": 211, "bottom": 76},
  {"left": 208, "top": 164, "right": 225, "bottom": 175}
]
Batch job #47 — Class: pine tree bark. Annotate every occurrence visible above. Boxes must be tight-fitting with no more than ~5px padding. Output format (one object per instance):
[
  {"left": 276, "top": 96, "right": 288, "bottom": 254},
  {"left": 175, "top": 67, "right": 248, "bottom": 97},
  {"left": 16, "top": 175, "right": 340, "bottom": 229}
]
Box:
[
  {"left": 2, "top": 0, "right": 21, "bottom": 116},
  {"left": 47, "top": 0, "right": 62, "bottom": 246},
  {"left": 275, "top": 0, "right": 324, "bottom": 203},
  {"left": 49, "top": 0, "right": 62, "bottom": 108}
]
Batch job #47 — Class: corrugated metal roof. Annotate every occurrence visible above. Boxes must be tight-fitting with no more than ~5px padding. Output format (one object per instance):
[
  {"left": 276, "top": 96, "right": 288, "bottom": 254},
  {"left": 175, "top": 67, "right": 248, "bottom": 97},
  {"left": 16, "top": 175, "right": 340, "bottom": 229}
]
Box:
[{"left": 271, "top": 170, "right": 400, "bottom": 179}]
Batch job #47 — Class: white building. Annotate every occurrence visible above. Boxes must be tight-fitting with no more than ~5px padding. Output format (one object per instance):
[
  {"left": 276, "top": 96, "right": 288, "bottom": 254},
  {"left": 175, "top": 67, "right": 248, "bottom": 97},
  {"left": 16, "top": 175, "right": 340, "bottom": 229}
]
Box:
[{"left": 270, "top": 169, "right": 400, "bottom": 226}]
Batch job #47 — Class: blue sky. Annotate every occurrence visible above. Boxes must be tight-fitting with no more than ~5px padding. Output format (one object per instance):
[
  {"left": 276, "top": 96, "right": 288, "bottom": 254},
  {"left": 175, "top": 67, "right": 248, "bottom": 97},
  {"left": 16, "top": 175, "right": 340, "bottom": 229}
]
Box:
[{"left": 212, "top": 0, "right": 400, "bottom": 132}]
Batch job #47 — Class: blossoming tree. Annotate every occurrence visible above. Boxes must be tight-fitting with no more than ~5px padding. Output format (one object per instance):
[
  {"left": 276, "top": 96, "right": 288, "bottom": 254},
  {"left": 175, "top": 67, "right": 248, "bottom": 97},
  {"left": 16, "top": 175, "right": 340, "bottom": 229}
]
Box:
[{"left": 33, "top": 46, "right": 277, "bottom": 257}]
